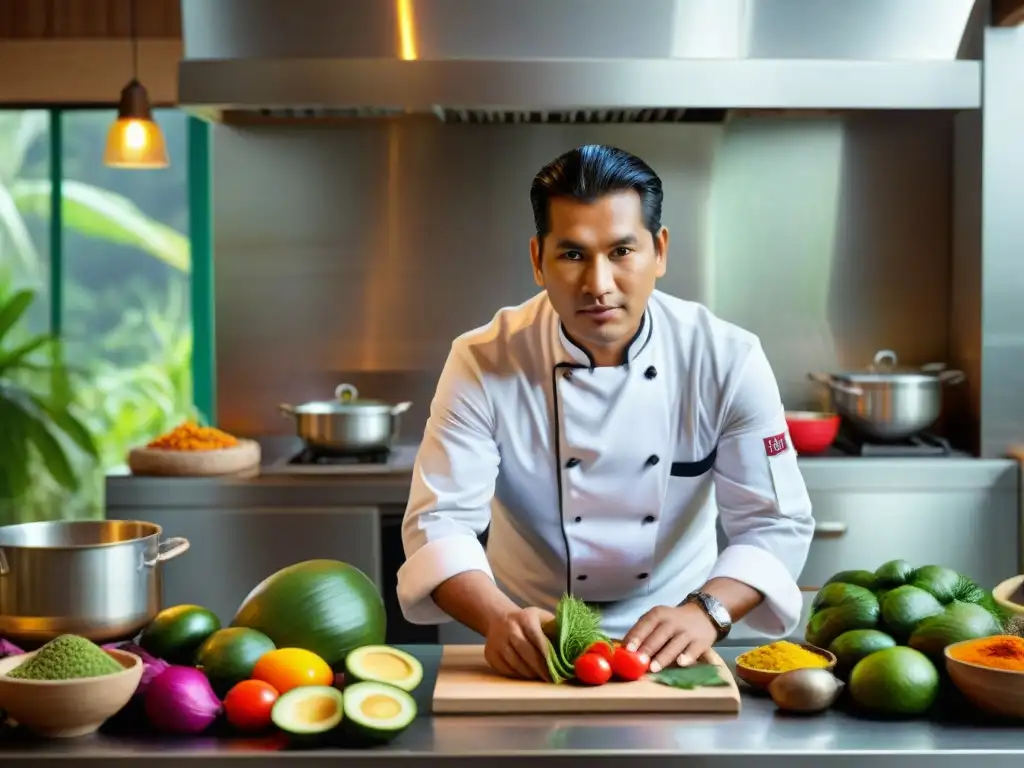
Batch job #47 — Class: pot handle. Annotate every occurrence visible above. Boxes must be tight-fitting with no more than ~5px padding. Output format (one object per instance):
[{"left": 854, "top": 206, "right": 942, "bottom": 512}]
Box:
[
  {"left": 143, "top": 537, "right": 190, "bottom": 568},
  {"left": 391, "top": 401, "right": 412, "bottom": 416},
  {"left": 937, "top": 369, "right": 966, "bottom": 385},
  {"left": 808, "top": 372, "right": 863, "bottom": 397},
  {"left": 278, "top": 404, "right": 296, "bottom": 416}
]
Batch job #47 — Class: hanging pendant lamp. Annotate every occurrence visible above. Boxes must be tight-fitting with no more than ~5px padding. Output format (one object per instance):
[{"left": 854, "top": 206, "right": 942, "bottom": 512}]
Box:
[{"left": 104, "top": 0, "right": 169, "bottom": 169}]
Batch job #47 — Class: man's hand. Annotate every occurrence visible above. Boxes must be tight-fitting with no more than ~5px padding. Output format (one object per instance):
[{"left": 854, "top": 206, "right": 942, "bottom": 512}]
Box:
[
  {"left": 484, "top": 606, "right": 555, "bottom": 681},
  {"left": 623, "top": 603, "right": 718, "bottom": 673}
]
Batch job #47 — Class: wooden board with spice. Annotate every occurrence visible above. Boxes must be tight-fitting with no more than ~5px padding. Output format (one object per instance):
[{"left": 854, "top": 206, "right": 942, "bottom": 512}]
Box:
[
  {"left": 432, "top": 644, "right": 742, "bottom": 714},
  {"left": 127, "top": 422, "right": 261, "bottom": 477}
]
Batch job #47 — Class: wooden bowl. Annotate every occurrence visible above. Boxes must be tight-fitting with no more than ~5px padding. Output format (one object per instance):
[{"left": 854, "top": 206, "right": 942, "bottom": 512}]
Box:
[
  {"left": 127, "top": 439, "right": 261, "bottom": 477},
  {"left": 945, "top": 639, "right": 1024, "bottom": 719},
  {"left": 0, "top": 649, "right": 144, "bottom": 738},
  {"left": 991, "top": 575, "right": 1024, "bottom": 618},
  {"left": 734, "top": 643, "right": 837, "bottom": 690}
]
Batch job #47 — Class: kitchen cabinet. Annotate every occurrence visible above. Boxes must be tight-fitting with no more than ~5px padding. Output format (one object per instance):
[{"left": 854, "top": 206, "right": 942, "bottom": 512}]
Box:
[
  {"left": 108, "top": 505, "right": 382, "bottom": 632},
  {"left": 724, "top": 473, "right": 1020, "bottom": 644},
  {"left": 0, "top": 0, "right": 181, "bottom": 38}
]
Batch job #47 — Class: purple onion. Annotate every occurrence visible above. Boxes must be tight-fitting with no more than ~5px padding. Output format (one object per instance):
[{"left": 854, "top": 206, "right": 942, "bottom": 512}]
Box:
[
  {"left": 144, "top": 665, "right": 222, "bottom": 735},
  {"left": 0, "top": 639, "right": 24, "bottom": 659},
  {"left": 103, "top": 641, "right": 170, "bottom": 696}
]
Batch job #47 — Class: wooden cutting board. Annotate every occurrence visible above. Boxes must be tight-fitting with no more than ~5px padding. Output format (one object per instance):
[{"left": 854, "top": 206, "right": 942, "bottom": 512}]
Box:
[{"left": 433, "top": 645, "right": 741, "bottom": 714}]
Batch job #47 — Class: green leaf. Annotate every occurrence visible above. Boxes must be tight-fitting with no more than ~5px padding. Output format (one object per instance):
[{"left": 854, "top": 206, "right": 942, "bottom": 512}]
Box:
[
  {"left": 648, "top": 663, "right": 729, "bottom": 690},
  {"left": 10, "top": 179, "right": 190, "bottom": 273},
  {"left": 0, "top": 335, "right": 53, "bottom": 377},
  {"left": 0, "top": 399, "right": 33, "bottom": 507},
  {"left": 0, "top": 289, "right": 33, "bottom": 341},
  {"left": 0, "top": 181, "right": 40, "bottom": 275},
  {"left": 6, "top": 390, "right": 77, "bottom": 491},
  {"left": 27, "top": 393, "right": 98, "bottom": 459}
]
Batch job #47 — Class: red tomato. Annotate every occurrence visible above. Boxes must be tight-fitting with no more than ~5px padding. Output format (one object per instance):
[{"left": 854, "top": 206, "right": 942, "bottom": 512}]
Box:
[
  {"left": 611, "top": 647, "right": 650, "bottom": 681},
  {"left": 574, "top": 652, "right": 613, "bottom": 686},
  {"left": 585, "top": 641, "right": 615, "bottom": 662},
  {"left": 224, "top": 679, "right": 279, "bottom": 732}
]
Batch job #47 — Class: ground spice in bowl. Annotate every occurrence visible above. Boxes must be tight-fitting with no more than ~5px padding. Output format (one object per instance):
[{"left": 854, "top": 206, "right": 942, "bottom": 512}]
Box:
[
  {"left": 4, "top": 635, "right": 124, "bottom": 681},
  {"left": 737, "top": 641, "right": 832, "bottom": 673},
  {"left": 147, "top": 421, "right": 239, "bottom": 451},
  {"left": 947, "top": 635, "right": 1024, "bottom": 671}
]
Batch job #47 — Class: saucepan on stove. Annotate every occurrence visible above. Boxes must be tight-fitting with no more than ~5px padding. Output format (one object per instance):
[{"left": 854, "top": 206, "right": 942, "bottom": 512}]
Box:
[
  {"left": 808, "top": 349, "right": 965, "bottom": 442},
  {"left": 279, "top": 384, "right": 412, "bottom": 455}
]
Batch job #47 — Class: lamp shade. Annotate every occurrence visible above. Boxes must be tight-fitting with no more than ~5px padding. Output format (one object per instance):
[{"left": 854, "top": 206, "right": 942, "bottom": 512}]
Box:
[{"left": 104, "top": 80, "right": 169, "bottom": 169}]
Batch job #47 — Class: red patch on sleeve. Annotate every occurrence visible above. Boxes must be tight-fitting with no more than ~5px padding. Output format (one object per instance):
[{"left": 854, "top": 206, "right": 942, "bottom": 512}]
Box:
[{"left": 763, "top": 432, "right": 788, "bottom": 457}]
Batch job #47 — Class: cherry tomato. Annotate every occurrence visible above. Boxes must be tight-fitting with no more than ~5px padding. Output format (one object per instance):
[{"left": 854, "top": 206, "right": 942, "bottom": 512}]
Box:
[
  {"left": 224, "top": 679, "right": 279, "bottom": 732},
  {"left": 611, "top": 647, "right": 650, "bottom": 682},
  {"left": 574, "top": 652, "right": 613, "bottom": 685},
  {"left": 585, "top": 641, "right": 615, "bottom": 662}
]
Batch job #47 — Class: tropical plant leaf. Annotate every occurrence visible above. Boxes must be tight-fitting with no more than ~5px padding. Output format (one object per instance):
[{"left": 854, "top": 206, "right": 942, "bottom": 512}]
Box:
[
  {"left": 0, "top": 288, "right": 33, "bottom": 341},
  {"left": 0, "top": 398, "right": 33, "bottom": 507},
  {"left": 6, "top": 388, "right": 77, "bottom": 491},
  {"left": 27, "top": 392, "right": 98, "bottom": 459},
  {"left": 0, "top": 181, "right": 40, "bottom": 275},
  {"left": 10, "top": 179, "right": 190, "bottom": 273},
  {"left": 0, "top": 335, "right": 53, "bottom": 377}
]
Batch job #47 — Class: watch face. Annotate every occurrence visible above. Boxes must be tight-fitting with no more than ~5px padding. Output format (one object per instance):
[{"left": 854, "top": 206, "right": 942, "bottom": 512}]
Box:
[{"left": 693, "top": 593, "right": 731, "bottom": 628}]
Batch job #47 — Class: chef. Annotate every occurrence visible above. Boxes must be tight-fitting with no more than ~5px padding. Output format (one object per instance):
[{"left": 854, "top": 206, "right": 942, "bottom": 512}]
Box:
[{"left": 397, "top": 144, "right": 814, "bottom": 680}]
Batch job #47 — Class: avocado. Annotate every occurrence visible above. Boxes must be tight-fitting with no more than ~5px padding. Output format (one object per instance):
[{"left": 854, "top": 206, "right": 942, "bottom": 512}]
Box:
[
  {"left": 344, "top": 645, "right": 424, "bottom": 692},
  {"left": 139, "top": 604, "right": 221, "bottom": 665},
  {"left": 271, "top": 685, "right": 344, "bottom": 736},
  {"left": 342, "top": 681, "right": 417, "bottom": 744}
]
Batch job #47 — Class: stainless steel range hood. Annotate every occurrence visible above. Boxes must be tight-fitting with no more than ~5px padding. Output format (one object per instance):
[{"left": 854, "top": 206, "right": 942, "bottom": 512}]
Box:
[{"left": 178, "top": 0, "right": 984, "bottom": 125}]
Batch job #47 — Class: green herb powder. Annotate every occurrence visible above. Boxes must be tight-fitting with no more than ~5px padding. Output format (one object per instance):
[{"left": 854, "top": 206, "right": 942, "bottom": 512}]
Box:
[{"left": 5, "top": 634, "right": 123, "bottom": 681}]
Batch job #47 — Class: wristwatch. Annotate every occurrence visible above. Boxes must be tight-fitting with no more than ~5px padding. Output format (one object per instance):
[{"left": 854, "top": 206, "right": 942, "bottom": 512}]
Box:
[{"left": 684, "top": 591, "right": 733, "bottom": 640}]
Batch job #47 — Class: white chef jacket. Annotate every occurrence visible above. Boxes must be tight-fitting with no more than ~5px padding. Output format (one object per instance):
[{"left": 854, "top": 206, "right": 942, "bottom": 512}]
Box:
[{"left": 397, "top": 289, "right": 814, "bottom": 640}]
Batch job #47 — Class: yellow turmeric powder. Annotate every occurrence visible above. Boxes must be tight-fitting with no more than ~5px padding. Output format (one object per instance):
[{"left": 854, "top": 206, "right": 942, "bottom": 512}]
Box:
[
  {"left": 147, "top": 421, "right": 240, "bottom": 451},
  {"left": 737, "top": 641, "right": 831, "bottom": 673}
]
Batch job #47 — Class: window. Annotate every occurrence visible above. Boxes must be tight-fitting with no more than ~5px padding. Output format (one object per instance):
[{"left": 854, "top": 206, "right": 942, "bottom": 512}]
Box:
[{"left": 0, "top": 109, "right": 211, "bottom": 525}]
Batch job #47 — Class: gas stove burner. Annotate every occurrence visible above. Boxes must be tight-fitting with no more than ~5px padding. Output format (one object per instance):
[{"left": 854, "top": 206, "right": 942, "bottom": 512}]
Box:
[
  {"left": 833, "top": 430, "right": 952, "bottom": 457},
  {"left": 289, "top": 447, "right": 392, "bottom": 466}
]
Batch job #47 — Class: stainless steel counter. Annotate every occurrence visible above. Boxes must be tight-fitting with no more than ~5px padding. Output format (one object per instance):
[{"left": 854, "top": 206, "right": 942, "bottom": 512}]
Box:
[
  {"left": 104, "top": 438, "right": 1022, "bottom": 647},
  {"left": 2, "top": 647, "right": 1023, "bottom": 767}
]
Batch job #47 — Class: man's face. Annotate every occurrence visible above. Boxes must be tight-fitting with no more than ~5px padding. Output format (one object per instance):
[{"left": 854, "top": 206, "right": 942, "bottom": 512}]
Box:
[{"left": 531, "top": 190, "right": 668, "bottom": 365}]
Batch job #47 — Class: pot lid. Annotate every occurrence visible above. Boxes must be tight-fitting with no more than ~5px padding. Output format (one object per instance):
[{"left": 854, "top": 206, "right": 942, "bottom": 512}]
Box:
[
  {"left": 282, "top": 384, "right": 412, "bottom": 415},
  {"left": 836, "top": 349, "right": 948, "bottom": 378}
]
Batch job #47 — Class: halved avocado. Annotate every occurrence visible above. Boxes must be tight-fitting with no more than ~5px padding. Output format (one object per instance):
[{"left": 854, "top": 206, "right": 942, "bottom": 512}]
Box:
[
  {"left": 344, "top": 645, "right": 424, "bottom": 692},
  {"left": 271, "top": 685, "right": 344, "bottom": 736},
  {"left": 342, "top": 681, "right": 417, "bottom": 744}
]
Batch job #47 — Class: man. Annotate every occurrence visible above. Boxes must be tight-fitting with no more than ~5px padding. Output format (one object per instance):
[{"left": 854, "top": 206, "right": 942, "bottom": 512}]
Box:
[{"left": 397, "top": 144, "right": 814, "bottom": 680}]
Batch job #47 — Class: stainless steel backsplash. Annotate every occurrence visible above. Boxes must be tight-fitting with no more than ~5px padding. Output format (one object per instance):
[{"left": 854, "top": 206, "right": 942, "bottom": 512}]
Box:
[{"left": 213, "top": 113, "right": 955, "bottom": 443}]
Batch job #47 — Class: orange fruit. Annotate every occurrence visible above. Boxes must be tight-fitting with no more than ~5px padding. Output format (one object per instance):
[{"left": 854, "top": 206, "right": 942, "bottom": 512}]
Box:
[{"left": 251, "top": 648, "right": 333, "bottom": 694}]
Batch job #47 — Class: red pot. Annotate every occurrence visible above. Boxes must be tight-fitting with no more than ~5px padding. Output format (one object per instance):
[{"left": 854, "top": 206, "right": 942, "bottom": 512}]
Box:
[{"left": 785, "top": 411, "right": 840, "bottom": 454}]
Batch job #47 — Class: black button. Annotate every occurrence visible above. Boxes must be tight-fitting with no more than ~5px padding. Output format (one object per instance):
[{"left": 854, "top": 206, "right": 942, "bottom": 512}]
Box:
[
  {"left": 643, "top": 515, "right": 656, "bottom": 524},
  {"left": 637, "top": 572, "right": 649, "bottom": 580},
  {"left": 646, "top": 455, "right": 660, "bottom": 467},
  {"left": 574, "top": 516, "right": 582, "bottom": 523},
  {"left": 565, "top": 457, "right": 581, "bottom": 468},
  {"left": 577, "top": 574, "right": 588, "bottom": 581},
  {"left": 644, "top": 366, "right": 657, "bottom": 379}
]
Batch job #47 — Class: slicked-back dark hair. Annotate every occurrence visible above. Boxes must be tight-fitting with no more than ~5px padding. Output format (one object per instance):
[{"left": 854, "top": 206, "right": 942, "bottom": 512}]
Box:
[{"left": 529, "top": 145, "right": 664, "bottom": 248}]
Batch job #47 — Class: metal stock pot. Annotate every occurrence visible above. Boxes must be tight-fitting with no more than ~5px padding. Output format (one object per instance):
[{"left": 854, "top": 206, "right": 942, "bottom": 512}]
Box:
[
  {"left": 279, "top": 383, "right": 412, "bottom": 455},
  {"left": 0, "top": 520, "right": 190, "bottom": 645},
  {"left": 809, "top": 349, "right": 966, "bottom": 442}
]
